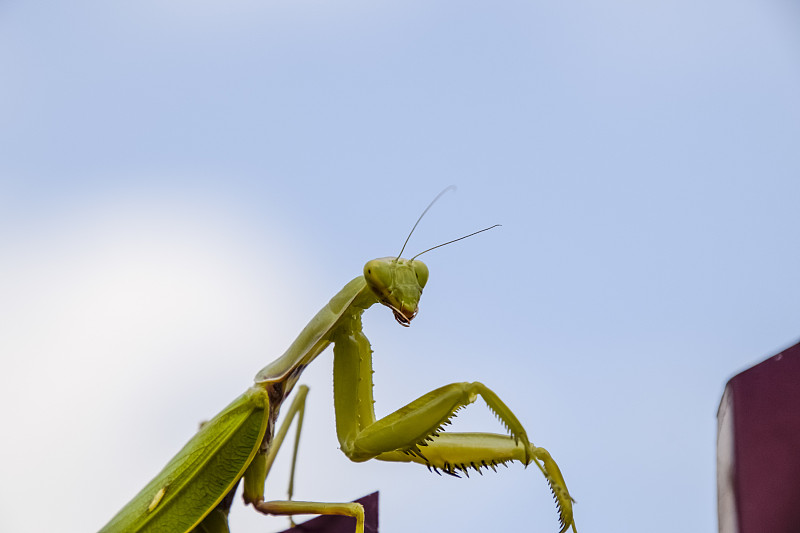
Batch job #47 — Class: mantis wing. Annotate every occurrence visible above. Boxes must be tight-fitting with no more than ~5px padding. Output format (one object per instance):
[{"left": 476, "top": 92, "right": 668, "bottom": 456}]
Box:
[{"left": 99, "top": 387, "right": 270, "bottom": 533}]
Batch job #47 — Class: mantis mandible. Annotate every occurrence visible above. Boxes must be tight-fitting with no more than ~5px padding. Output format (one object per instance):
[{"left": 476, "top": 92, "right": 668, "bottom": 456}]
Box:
[{"left": 98, "top": 191, "right": 577, "bottom": 533}]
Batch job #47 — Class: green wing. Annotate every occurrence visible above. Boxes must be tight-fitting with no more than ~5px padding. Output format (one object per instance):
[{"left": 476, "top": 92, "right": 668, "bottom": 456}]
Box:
[{"left": 99, "top": 386, "right": 270, "bottom": 533}]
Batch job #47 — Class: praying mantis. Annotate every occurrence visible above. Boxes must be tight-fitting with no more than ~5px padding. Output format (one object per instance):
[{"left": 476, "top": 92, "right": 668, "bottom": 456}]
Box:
[{"left": 98, "top": 191, "right": 577, "bottom": 533}]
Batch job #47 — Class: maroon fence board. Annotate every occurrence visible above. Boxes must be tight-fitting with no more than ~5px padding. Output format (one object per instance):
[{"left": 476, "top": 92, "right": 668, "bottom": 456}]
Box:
[{"left": 717, "top": 342, "right": 800, "bottom": 532}]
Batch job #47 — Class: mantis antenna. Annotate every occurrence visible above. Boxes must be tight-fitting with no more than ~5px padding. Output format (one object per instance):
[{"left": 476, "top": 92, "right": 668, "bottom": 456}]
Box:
[
  {"left": 410, "top": 224, "right": 501, "bottom": 260},
  {"left": 396, "top": 185, "right": 457, "bottom": 259}
]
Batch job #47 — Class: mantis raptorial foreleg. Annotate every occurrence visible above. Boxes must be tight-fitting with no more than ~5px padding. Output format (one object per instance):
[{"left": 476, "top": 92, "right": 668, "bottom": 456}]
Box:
[
  {"left": 345, "top": 382, "right": 528, "bottom": 460},
  {"left": 98, "top": 195, "right": 577, "bottom": 533},
  {"left": 330, "top": 310, "right": 576, "bottom": 532}
]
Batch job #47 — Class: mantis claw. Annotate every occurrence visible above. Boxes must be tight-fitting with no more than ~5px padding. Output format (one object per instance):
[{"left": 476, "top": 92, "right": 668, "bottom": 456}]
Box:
[{"left": 530, "top": 446, "right": 577, "bottom": 533}]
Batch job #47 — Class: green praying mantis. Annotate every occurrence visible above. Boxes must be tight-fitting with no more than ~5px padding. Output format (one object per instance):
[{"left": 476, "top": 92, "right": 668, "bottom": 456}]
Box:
[{"left": 98, "top": 191, "right": 577, "bottom": 533}]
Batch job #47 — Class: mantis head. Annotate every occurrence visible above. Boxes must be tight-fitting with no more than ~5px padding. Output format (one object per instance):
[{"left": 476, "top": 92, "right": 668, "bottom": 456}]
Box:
[
  {"left": 364, "top": 257, "right": 428, "bottom": 327},
  {"left": 366, "top": 186, "right": 496, "bottom": 328}
]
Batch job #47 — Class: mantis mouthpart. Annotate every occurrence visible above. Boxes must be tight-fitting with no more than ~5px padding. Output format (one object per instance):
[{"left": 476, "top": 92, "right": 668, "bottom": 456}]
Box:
[{"left": 98, "top": 201, "right": 577, "bottom": 533}]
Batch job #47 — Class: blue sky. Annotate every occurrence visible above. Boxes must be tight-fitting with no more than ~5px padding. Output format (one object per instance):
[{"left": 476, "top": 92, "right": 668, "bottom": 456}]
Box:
[{"left": 2, "top": 1, "right": 800, "bottom": 532}]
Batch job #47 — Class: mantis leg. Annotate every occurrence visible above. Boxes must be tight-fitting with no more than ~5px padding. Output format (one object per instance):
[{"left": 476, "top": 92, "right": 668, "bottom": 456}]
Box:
[
  {"left": 332, "top": 314, "right": 576, "bottom": 532},
  {"left": 190, "top": 386, "right": 309, "bottom": 533},
  {"left": 243, "top": 384, "right": 308, "bottom": 505},
  {"left": 241, "top": 385, "right": 367, "bottom": 533},
  {"left": 253, "top": 500, "right": 365, "bottom": 533}
]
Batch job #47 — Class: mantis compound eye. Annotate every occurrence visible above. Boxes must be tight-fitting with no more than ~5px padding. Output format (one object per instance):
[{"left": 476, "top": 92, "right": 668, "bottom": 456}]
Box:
[
  {"left": 364, "top": 259, "right": 393, "bottom": 293},
  {"left": 412, "top": 260, "right": 429, "bottom": 289}
]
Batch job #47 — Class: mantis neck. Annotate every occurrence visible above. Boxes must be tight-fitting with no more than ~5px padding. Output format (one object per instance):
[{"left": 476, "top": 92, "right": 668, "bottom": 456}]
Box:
[{"left": 253, "top": 276, "right": 378, "bottom": 386}]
